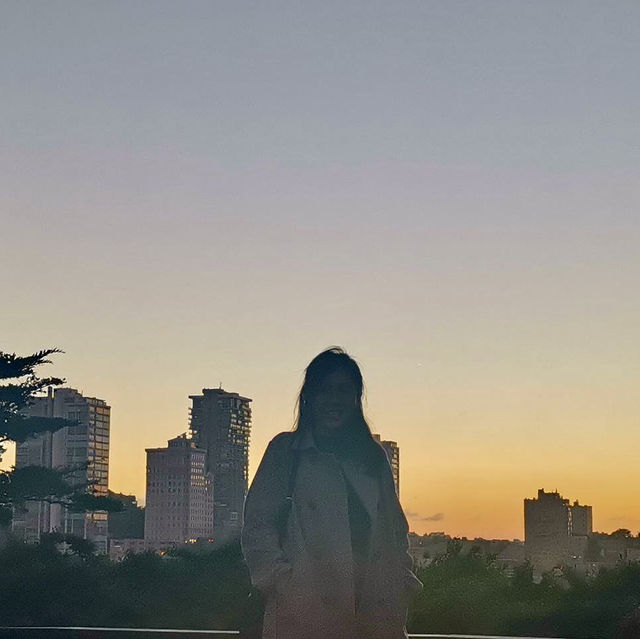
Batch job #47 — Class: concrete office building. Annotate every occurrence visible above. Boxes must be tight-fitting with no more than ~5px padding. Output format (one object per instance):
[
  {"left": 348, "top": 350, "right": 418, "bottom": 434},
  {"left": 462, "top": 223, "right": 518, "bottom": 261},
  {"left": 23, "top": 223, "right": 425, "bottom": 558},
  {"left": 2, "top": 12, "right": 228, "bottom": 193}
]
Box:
[
  {"left": 144, "top": 435, "right": 213, "bottom": 544},
  {"left": 189, "top": 387, "right": 252, "bottom": 544},
  {"left": 373, "top": 434, "right": 400, "bottom": 495},
  {"left": 12, "top": 387, "right": 110, "bottom": 553}
]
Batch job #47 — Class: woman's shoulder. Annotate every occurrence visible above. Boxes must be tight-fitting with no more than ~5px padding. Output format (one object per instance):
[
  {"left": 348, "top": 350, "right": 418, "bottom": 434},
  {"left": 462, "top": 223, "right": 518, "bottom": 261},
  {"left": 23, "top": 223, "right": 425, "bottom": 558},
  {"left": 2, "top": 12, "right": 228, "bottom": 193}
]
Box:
[
  {"left": 368, "top": 436, "right": 395, "bottom": 474},
  {"left": 370, "top": 435, "right": 390, "bottom": 459},
  {"left": 266, "top": 430, "right": 296, "bottom": 452}
]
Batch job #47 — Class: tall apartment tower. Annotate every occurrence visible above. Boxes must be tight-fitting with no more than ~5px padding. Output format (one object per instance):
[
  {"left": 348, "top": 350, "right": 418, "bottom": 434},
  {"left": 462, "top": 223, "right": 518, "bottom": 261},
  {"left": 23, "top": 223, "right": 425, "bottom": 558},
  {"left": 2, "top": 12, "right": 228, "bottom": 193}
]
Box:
[
  {"left": 373, "top": 434, "right": 400, "bottom": 495},
  {"left": 144, "top": 435, "right": 213, "bottom": 544},
  {"left": 12, "top": 387, "right": 110, "bottom": 552},
  {"left": 524, "top": 489, "right": 593, "bottom": 572},
  {"left": 189, "top": 388, "right": 252, "bottom": 544}
]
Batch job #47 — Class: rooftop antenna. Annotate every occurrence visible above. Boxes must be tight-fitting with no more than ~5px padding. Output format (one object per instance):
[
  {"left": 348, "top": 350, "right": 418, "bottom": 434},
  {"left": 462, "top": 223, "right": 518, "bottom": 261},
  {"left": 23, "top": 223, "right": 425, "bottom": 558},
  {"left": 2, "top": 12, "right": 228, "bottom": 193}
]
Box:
[{"left": 219, "top": 381, "right": 222, "bottom": 390}]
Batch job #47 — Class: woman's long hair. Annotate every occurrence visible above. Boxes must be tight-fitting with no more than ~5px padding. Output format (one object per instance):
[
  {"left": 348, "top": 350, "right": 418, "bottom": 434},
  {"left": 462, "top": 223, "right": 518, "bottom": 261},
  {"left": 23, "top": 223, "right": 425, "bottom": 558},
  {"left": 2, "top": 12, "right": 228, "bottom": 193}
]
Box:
[{"left": 293, "top": 347, "right": 385, "bottom": 474}]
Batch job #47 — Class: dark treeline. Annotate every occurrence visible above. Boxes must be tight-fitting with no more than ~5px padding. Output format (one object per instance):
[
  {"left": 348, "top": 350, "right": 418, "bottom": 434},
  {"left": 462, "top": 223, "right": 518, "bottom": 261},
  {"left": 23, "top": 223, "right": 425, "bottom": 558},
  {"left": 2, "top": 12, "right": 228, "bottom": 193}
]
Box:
[
  {"left": 409, "top": 540, "right": 640, "bottom": 638},
  {"left": 1, "top": 537, "right": 640, "bottom": 637},
  {"left": 0, "top": 538, "right": 248, "bottom": 630}
]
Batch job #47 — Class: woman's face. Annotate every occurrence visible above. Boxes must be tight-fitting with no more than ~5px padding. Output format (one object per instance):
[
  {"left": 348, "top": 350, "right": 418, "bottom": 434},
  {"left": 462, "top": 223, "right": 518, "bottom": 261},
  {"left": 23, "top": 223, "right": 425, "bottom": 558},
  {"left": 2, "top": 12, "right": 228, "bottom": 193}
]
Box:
[{"left": 309, "top": 367, "right": 359, "bottom": 431}]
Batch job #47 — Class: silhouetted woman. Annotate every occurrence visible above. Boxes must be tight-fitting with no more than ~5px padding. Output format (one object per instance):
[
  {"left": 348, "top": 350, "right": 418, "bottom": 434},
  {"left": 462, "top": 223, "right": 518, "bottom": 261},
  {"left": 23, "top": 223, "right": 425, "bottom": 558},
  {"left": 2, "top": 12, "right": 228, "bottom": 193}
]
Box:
[{"left": 241, "top": 347, "right": 422, "bottom": 639}]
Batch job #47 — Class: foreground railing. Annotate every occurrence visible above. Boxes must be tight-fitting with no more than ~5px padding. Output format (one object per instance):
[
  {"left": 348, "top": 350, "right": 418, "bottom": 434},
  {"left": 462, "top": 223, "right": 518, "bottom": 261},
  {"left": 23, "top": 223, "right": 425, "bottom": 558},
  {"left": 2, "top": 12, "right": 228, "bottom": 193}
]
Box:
[{"left": 0, "top": 629, "right": 576, "bottom": 639}]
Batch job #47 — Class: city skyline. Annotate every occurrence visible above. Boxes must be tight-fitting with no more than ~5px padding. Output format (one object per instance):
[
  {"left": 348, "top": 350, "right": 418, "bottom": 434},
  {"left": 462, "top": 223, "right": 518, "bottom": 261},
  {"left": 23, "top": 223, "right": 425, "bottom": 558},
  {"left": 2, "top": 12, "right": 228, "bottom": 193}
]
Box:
[
  {"left": 3, "top": 1, "right": 639, "bottom": 541},
  {"left": 3, "top": 377, "right": 639, "bottom": 542}
]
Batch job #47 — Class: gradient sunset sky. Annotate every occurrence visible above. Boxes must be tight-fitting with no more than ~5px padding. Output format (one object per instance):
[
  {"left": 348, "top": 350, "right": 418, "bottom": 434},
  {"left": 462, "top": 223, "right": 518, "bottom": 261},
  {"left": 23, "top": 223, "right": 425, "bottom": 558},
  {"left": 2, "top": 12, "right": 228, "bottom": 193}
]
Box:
[{"left": 2, "top": 1, "right": 639, "bottom": 540}]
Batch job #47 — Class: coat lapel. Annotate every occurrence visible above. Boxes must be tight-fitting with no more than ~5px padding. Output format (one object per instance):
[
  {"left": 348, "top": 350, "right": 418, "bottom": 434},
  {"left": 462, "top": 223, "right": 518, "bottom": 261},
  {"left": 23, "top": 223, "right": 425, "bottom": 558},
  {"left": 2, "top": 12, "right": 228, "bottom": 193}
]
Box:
[
  {"left": 291, "top": 428, "right": 380, "bottom": 523},
  {"left": 340, "top": 459, "right": 380, "bottom": 524}
]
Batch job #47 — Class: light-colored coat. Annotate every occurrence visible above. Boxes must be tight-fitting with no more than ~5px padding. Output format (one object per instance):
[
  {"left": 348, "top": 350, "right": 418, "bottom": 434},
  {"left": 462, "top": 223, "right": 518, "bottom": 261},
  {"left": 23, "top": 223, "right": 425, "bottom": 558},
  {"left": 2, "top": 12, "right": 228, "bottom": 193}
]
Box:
[{"left": 241, "top": 429, "right": 423, "bottom": 639}]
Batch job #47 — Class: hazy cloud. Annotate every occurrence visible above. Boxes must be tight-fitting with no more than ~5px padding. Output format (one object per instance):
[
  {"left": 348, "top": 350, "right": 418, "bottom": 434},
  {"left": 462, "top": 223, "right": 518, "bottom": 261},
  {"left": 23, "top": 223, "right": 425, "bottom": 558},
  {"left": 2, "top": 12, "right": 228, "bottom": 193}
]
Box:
[{"left": 406, "top": 511, "right": 444, "bottom": 522}]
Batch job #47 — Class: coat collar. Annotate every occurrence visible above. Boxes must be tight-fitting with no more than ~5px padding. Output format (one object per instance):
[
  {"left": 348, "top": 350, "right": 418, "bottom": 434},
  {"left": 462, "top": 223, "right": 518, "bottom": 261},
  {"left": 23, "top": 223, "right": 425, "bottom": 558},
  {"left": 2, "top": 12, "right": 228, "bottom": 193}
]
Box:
[
  {"left": 290, "top": 427, "right": 318, "bottom": 451},
  {"left": 290, "top": 427, "right": 380, "bottom": 523}
]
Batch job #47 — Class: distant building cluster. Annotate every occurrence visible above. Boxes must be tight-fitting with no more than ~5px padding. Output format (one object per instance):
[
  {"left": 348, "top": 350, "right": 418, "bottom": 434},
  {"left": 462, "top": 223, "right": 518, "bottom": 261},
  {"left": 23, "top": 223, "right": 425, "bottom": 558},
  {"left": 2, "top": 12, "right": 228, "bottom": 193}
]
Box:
[
  {"left": 406, "top": 488, "right": 640, "bottom": 582},
  {"left": 12, "top": 384, "right": 402, "bottom": 558},
  {"left": 524, "top": 488, "right": 640, "bottom": 578},
  {"left": 144, "top": 387, "right": 252, "bottom": 548},
  {"left": 524, "top": 488, "right": 592, "bottom": 572},
  {"left": 408, "top": 530, "right": 526, "bottom": 573},
  {"left": 13, "top": 386, "right": 639, "bottom": 577}
]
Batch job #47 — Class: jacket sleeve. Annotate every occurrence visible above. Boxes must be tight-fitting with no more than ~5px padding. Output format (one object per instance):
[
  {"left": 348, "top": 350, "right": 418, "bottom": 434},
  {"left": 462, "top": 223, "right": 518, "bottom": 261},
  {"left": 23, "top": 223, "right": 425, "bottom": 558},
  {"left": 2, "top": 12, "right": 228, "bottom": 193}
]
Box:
[
  {"left": 379, "top": 449, "right": 424, "bottom": 594},
  {"left": 241, "top": 434, "right": 293, "bottom": 594}
]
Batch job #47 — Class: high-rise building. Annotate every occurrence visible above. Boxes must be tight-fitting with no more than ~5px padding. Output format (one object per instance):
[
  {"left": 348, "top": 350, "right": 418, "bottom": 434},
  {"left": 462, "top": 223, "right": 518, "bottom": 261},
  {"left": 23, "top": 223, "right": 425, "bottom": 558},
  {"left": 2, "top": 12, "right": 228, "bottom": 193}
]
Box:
[
  {"left": 144, "top": 435, "right": 213, "bottom": 544},
  {"left": 12, "top": 387, "right": 111, "bottom": 552},
  {"left": 189, "top": 387, "right": 252, "bottom": 544},
  {"left": 524, "top": 489, "right": 593, "bottom": 571},
  {"left": 373, "top": 434, "right": 400, "bottom": 495}
]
